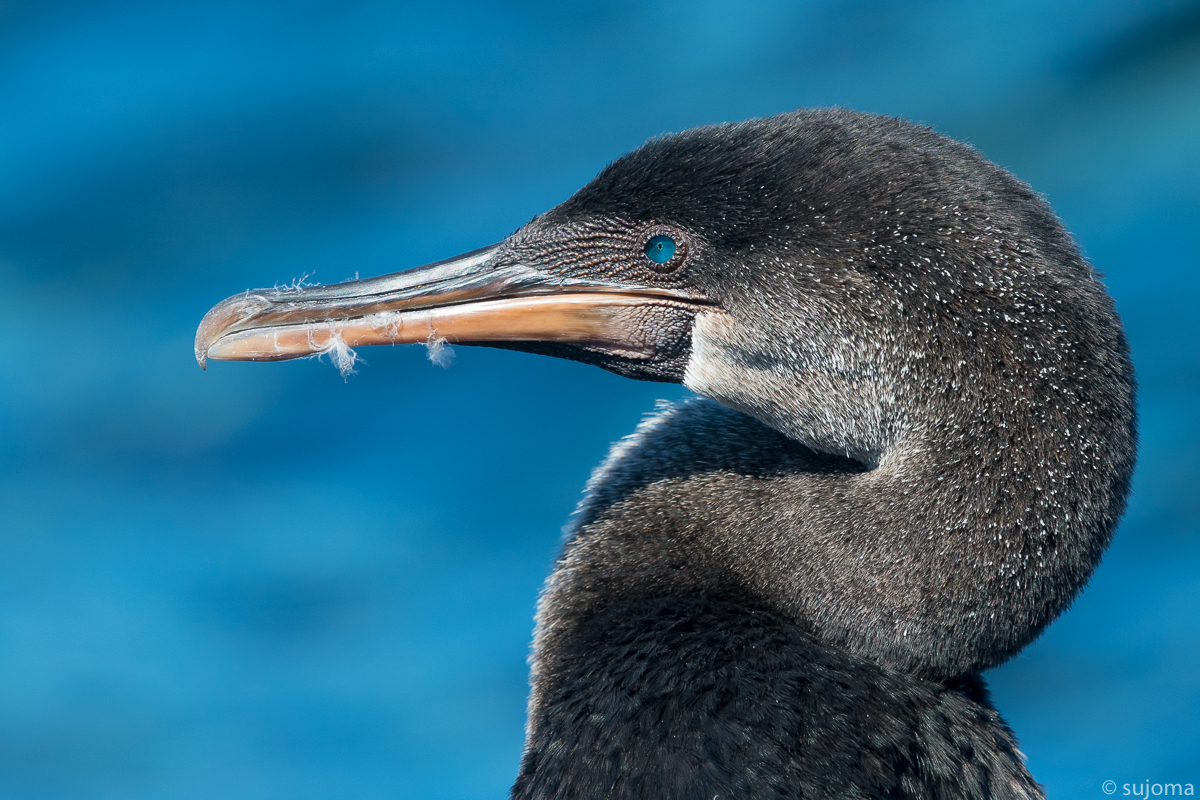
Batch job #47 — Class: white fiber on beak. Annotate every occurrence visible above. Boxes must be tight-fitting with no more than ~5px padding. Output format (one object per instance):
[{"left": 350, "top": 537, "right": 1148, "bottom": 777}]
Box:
[
  {"left": 425, "top": 333, "right": 455, "bottom": 368},
  {"left": 323, "top": 332, "right": 359, "bottom": 379}
]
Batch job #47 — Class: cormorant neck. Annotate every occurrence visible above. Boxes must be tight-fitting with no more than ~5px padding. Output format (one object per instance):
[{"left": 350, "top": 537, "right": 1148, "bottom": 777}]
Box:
[{"left": 531, "top": 330, "right": 1133, "bottom": 696}]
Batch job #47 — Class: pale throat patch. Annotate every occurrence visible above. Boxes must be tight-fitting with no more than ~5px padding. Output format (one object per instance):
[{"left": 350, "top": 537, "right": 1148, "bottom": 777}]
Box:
[
  {"left": 682, "top": 310, "right": 801, "bottom": 441},
  {"left": 683, "top": 310, "right": 887, "bottom": 467},
  {"left": 682, "top": 311, "right": 742, "bottom": 402}
]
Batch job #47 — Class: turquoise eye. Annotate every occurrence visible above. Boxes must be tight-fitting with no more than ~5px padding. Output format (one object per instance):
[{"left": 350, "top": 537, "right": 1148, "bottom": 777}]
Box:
[{"left": 645, "top": 235, "right": 676, "bottom": 264}]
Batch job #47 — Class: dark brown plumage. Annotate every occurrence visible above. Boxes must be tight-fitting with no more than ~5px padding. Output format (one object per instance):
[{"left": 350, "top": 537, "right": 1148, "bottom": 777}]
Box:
[
  {"left": 509, "top": 110, "right": 1135, "bottom": 797},
  {"left": 197, "top": 108, "right": 1137, "bottom": 799}
]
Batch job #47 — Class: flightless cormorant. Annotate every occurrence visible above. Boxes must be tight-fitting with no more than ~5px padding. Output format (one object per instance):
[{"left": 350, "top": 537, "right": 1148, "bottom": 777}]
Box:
[{"left": 197, "top": 109, "right": 1137, "bottom": 799}]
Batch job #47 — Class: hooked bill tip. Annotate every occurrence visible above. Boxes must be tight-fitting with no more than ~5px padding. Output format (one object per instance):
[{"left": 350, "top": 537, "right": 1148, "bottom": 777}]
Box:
[{"left": 195, "top": 292, "right": 274, "bottom": 370}]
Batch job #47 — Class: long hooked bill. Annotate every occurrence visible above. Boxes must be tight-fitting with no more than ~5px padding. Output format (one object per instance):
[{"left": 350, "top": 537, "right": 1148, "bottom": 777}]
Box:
[{"left": 195, "top": 245, "right": 705, "bottom": 368}]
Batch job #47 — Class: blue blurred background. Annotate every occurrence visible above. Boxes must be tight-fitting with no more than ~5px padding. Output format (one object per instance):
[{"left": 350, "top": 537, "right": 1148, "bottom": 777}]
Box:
[{"left": 1, "top": 1, "right": 1197, "bottom": 797}]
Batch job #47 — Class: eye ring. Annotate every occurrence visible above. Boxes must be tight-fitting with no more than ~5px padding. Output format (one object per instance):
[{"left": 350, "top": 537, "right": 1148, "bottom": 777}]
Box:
[{"left": 641, "top": 230, "right": 687, "bottom": 272}]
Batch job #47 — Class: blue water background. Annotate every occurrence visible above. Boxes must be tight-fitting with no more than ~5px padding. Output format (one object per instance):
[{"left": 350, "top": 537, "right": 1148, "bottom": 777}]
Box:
[{"left": 1, "top": 1, "right": 1197, "bottom": 797}]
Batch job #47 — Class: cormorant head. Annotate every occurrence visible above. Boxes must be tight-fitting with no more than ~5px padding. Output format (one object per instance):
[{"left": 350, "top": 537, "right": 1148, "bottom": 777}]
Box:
[
  {"left": 197, "top": 109, "right": 1136, "bottom": 678},
  {"left": 199, "top": 109, "right": 1129, "bottom": 470}
]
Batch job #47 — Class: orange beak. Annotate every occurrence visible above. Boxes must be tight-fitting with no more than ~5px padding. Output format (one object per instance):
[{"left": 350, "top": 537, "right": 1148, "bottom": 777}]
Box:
[{"left": 196, "top": 244, "right": 706, "bottom": 369}]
